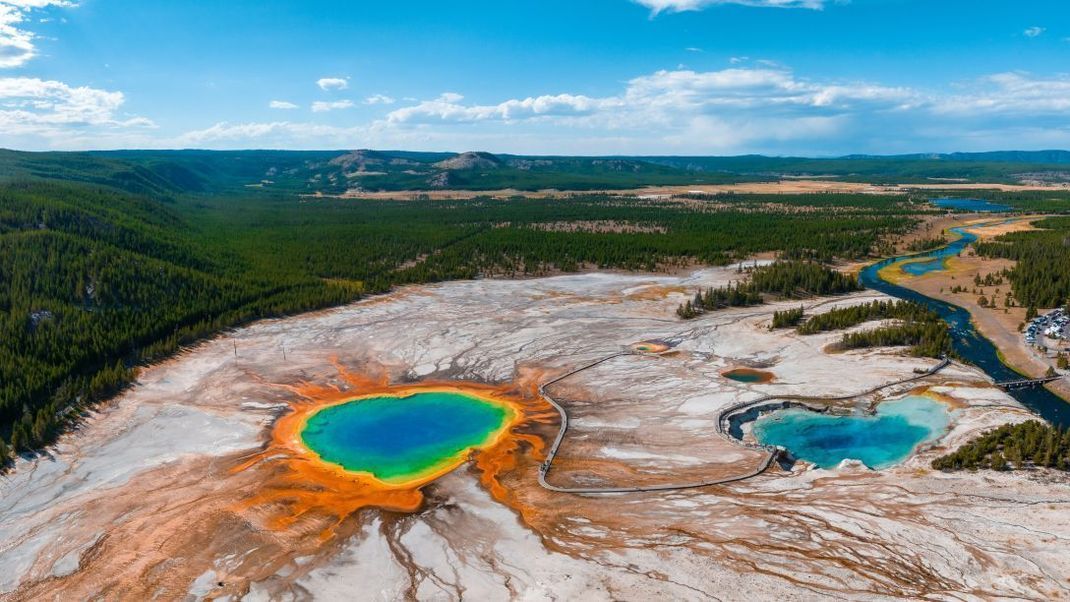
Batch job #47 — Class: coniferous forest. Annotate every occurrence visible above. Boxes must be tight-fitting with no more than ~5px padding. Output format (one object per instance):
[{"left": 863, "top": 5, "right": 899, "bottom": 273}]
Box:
[
  {"left": 2, "top": 150, "right": 1070, "bottom": 467},
  {"left": 770, "top": 307, "right": 805, "bottom": 329},
  {"left": 767, "top": 299, "right": 950, "bottom": 357},
  {"left": 932, "top": 421, "right": 1070, "bottom": 471},
  {"left": 675, "top": 261, "right": 862, "bottom": 319},
  {"left": 0, "top": 174, "right": 920, "bottom": 464},
  {"left": 837, "top": 320, "right": 952, "bottom": 358},
  {"left": 796, "top": 300, "right": 939, "bottom": 334},
  {"left": 975, "top": 216, "right": 1070, "bottom": 309}
]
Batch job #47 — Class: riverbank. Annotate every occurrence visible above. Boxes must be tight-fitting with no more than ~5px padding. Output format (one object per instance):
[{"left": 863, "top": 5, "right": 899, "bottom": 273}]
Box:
[{"left": 890, "top": 216, "right": 1070, "bottom": 402}]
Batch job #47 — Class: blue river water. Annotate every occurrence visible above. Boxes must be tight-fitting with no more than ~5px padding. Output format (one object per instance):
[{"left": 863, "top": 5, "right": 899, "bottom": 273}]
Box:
[
  {"left": 861, "top": 223, "right": 1070, "bottom": 428},
  {"left": 753, "top": 218, "right": 1068, "bottom": 468},
  {"left": 894, "top": 225, "right": 976, "bottom": 276},
  {"left": 753, "top": 396, "right": 950, "bottom": 469},
  {"left": 932, "top": 198, "right": 1013, "bottom": 212}
]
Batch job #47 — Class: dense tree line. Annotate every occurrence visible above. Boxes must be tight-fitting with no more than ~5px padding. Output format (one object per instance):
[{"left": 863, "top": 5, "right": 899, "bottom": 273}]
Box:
[
  {"left": 0, "top": 183, "right": 920, "bottom": 467},
  {"left": 749, "top": 261, "right": 862, "bottom": 296},
  {"left": 0, "top": 182, "right": 360, "bottom": 465},
  {"left": 677, "top": 261, "right": 862, "bottom": 319},
  {"left": 932, "top": 421, "right": 1070, "bottom": 471},
  {"left": 905, "top": 236, "right": 948, "bottom": 252},
  {"left": 838, "top": 320, "right": 951, "bottom": 358},
  {"left": 975, "top": 217, "right": 1070, "bottom": 309},
  {"left": 770, "top": 307, "right": 805, "bottom": 329},
  {"left": 677, "top": 282, "right": 762, "bottom": 318},
  {"left": 797, "top": 300, "right": 938, "bottom": 334}
]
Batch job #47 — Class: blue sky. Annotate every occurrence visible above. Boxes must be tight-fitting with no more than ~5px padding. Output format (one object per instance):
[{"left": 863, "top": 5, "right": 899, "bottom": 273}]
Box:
[{"left": 1, "top": 0, "right": 1069, "bottom": 154}]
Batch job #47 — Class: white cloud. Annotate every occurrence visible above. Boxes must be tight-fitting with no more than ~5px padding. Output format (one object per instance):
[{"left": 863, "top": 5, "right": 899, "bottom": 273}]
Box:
[
  {"left": 387, "top": 68, "right": 915, "bottom": 129},
  {"left": 268, "top": 100, "right": 298, "bottom": 110},
  {"left": 633, "top": 0, "right": 826, "bottom": 15},
  {"left": 934, "top": 72, "right": 1070, "bottom": 115},
  {"left": 364, "top": 93, "right": 395, "bottom": 105},
  {"left": 311, "top": 99, "right": 354, "bottom": 112},
  {"left": 1024, "top": 26, "right": 1045, "bottom": 38},
  {"left": 1, "top": 1, "right": 73, "bottom": 6},
  {"left": 32, "top": 65, "right": 1070, "bottom": 155},
  {"left": 0, "top": 76, "right": 154, "bottom": 147},
  {"left": 387, "top": 92, "right": 617, "bottom": 124},
  {"left": 178, "top": 121, "right": 297, "bottom": 145},
  {"left": 174, "top": 120, "right": 375, "bottom": 149},
  {"left": 316, "top": 77, "right": 349, "bottom": 91},
  {"left": 0, "top": 0, "right": 71, "bottom": 68}
]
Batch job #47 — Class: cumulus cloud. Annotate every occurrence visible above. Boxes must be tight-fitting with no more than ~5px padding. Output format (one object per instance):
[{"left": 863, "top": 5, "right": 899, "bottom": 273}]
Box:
[
  {"left": 311, "top": 99, "right": 354, "bottom": 112},
  {"left": 633, "top": 0, "right": 826, "bottom": 14},
  {"left": 268, "top": 100, "right": 298, "bottom": 110},
  {"left": 364, "top": 93, "right": 395, "bottom": 105},
  {"left": 178, "top": 121, "right": 299, "bottom": 145},
  {"left": 934, "top": 72, "right": 1070, "bottom": 115},
  {"left": 387, "top": 68, "right": 916, "bottom": 130},
  {"left": 0, "top": 0, "right": 71, "bottom": 68},
  {"left": 387, "top": 92, "right": 617, "bottom": 124},
  {"left": 1023, "top": 26, "right": 1045, "bottom": 38},
  {"left": 0, "top": 77, "right": 151, "bottom": 127},
  {"left": 0, "top": 76, "right": 154, "bottom": 147},
  {"left": 627, "top": 68, "right": 916, "bottom": 110},
  {"left": 158, "top": 67, "right": 1070, "bottom": 154},
  {"left": 174, "top": 120, "right": 375, "bottom": 149},
  {"left": 316, "top": 77, "right": 348, "bottom": 91}
]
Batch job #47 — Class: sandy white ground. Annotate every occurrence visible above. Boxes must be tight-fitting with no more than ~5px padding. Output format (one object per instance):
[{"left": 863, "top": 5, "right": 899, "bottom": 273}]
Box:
[{"left": 0, "top": 268, "right": 1067, "bottom": 601}]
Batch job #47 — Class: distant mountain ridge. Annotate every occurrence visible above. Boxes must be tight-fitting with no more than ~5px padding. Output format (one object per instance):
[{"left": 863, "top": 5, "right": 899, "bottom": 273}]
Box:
[
  {"left": 838, "top": 150, "right": 1070, "bottom": 164},
  {"left": 2, "top": 147, "right": 1070, "bottom": 196}
]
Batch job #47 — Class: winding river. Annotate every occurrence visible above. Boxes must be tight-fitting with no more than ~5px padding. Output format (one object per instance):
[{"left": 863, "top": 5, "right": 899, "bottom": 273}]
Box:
[{"left": 860, "top": 223, "right": 1070, "bottom": 428}]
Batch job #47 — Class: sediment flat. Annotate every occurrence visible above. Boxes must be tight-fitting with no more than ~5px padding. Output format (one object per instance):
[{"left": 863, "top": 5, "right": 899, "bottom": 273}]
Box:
[
  {"left": 328, "top": 180, "right": 1070, "bottom": 201},
  {"left": 0, "top": 268, "right": 1066, "bottom": 601}
]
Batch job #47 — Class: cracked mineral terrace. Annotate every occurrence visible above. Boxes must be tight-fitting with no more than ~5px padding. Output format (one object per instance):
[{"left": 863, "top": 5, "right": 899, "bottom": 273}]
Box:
[{"left": 1, "top": 268, "right": 1068, "bottom": 601}]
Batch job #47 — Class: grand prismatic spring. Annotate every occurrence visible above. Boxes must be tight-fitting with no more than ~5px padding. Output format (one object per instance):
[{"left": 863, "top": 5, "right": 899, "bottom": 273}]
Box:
[{"left": 300, "top": 391, "right": 516, "bottom": 485}]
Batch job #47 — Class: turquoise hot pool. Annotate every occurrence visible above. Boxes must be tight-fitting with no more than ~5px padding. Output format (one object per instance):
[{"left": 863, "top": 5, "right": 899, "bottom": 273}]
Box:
[
  {"left": 300, "top": 390, "right": 514, "bottom": 484},
  {"left": 752, "top": 396, "right": 950, "bottom": 469}
]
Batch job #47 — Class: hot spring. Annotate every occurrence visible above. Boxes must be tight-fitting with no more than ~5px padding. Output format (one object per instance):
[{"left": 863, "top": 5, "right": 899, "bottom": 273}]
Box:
[
  {"left": 300, "top": 390, "right": 515, "bottom": 485},
  {"left": 752, "top": 396, "right": 950, "bottom": 469},
  {"left": 722, "top": 368, "right": 775, "bottom": 384}
]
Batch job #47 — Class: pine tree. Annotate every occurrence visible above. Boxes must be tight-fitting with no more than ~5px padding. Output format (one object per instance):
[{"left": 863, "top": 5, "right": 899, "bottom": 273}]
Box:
[
  {"left": 10, "top": 423, "right": 27, "bottom": 453},
  {"left": 31, "top": 410, "right": 51, "bottom": 446},
  {"left": 991, "top": 451, "right": 1007, "bottom": 471}
]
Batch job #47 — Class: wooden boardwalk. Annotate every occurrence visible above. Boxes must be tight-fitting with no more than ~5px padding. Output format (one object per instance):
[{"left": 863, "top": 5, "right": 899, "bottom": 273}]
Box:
[{"left": 536, "top": 351, "right": 951, "bottom": 495}]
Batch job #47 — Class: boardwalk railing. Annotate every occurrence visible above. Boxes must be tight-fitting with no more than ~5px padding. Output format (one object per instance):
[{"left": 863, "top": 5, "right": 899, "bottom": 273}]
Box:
[
  {"left": 537, "top": 352, "right": 951, "bottom": 495},
  {"left": 996, "top": 375, "right": 1063, "bottom": 390}
]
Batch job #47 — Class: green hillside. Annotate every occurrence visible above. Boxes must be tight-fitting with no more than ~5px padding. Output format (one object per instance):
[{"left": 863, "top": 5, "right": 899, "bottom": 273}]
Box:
[
  {"left": 0, "top": 169, "right": 928, "bottom": 462},
  {"left": 4, "top": 148, "right": 1070, "bottom": 465},
  {"left": 6, "top": 148, "right": 1070, "bottom": 197}
]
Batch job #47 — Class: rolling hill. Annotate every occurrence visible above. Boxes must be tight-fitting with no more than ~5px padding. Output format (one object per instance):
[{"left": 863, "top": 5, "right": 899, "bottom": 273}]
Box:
[{"left": 6, "top": 148, "right": 1070, "bottom": 197}]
